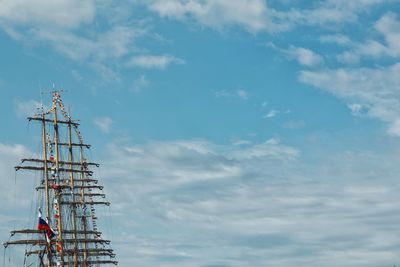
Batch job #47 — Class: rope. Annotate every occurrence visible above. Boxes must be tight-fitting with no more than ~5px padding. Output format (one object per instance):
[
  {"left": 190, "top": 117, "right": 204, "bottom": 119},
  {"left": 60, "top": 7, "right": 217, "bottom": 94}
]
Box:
[
  {"left": 13, "top": 172, "right": 17, "bottom": 231},
  {"left": 3, "top": 246, "right": 6, "bottom": 267}
]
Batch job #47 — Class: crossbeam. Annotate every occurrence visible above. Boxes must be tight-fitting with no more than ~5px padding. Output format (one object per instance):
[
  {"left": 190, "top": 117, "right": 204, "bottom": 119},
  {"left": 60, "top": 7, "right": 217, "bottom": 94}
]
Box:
[
  {"left": 26, "top": 248, "right": 114, "bottom": 256},
  {"left": 21, "top": 158, "right": 99, "bottom": 167},
  {"left": 15, "top": 165, "right": 93, "bottom": 175},
  {"left": 36, "top": 185, "right": 103, "bottom": 190},
  {"left": 60, "top": 201, "right": 110, "bottom": 206},
  {"left": 28, "top": 117, "right": 79, "bottom": 126},
  {"left": 4, "top": 238, "right": 110, "bottom": 247},
  {"left": 60, "top": 193, "right": 105, "bottom": 198},
  {"left": 10, "top": 229, "right": 101, "bottom": 236}
]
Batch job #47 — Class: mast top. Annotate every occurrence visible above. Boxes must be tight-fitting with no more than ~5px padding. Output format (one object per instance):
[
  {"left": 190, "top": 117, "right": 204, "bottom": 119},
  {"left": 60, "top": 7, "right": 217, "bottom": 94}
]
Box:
[{"left": 33, "top": 89, "right": 73, "bottom": 122}]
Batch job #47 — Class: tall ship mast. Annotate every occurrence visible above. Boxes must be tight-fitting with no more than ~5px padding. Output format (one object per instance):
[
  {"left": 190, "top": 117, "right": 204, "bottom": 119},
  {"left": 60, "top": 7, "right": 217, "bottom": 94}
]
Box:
[{"left": 3, "top": 91, "right": 117, "bottom": 266}]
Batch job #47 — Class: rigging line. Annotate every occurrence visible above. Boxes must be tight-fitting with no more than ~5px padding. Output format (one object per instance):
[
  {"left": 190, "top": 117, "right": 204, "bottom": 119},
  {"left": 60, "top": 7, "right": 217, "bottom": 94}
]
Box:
[
  {"left": 28, "top": 165, "right": 37, "bottom": 229},
  {"left": 8, "top": 246, "right": 11, "bottom": 267},
  {"left": 26, "top": 119, "right": 31, "bottom": 137},
  {"left": 13, "top": 171, "right": 17, "bottom": 231},
  {"left": 23, "top": 247, "right": 27, "bottom": 267},
  {"left": 38, "top": 78, "right": 43, "bottom": 110},
  {"left": 108, "top": 205, "right": 115, "bottom": 249},
  {"left": 2, "top": 245, "right": 6, "bottom": 267}
]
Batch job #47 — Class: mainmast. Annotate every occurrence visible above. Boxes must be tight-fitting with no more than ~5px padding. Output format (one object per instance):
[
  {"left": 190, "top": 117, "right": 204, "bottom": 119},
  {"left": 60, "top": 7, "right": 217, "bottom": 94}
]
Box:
[
  {"left": 3, "top": 91, "right": 117, "bottom": 266},
  {"left": 41, "top": 112, "right": 50, "bottom": 221},
  {"left": 41, "top": 110, "right": 52, "bottom": 267},
  {"left": 68, "top": 118, "right": 79, "bottom": 267}
]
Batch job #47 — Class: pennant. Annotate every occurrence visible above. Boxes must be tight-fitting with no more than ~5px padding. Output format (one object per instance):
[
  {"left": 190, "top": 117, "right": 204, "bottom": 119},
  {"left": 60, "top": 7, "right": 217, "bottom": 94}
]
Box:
[
  {"left": 53, "top": 199, "right": 60, "bottom": 218},
  {"left": 56, "top": 241, "right": 62, "bottom": 252}
]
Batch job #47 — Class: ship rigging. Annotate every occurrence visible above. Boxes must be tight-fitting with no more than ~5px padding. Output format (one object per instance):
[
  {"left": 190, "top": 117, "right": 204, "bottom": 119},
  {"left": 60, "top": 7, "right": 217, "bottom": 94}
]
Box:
[{"left": 3, "top": 91, "right": 117, "bottom": 266}]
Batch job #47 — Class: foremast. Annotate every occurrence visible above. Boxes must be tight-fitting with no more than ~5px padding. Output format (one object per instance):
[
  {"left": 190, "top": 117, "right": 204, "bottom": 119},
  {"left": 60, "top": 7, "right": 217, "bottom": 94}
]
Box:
[{"left": 3, "top": 91, "right": 117, "bottom": 266}]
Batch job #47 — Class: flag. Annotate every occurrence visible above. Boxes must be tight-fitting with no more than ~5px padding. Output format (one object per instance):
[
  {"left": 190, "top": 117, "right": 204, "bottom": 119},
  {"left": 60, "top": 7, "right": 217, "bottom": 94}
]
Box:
[{"left": 37, "top": 210, "right": 56, "bottom": 240}]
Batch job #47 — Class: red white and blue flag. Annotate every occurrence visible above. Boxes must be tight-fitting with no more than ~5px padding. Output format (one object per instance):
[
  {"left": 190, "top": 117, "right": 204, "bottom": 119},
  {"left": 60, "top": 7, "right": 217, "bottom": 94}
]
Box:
[{"left": 37, "top": 210, "right": 56, "bottom": 241}]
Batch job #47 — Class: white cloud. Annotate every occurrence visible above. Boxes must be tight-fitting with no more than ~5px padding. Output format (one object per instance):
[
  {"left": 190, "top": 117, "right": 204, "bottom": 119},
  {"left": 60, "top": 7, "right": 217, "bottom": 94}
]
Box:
[
  {"left": 94, "top": 116, "right": 113, "bottom": 133},
  {"left": 299, "top": 63, "right": 400, "bottom": 135},
  {"left": 146, "top": 0, "right": 391, "bottom": 34},
  {"left": 103, "top": 138, "right": 298, "bottom": 182},
  {"left": 236, "top": 89, "right": 248, "bottom": 100},
  {"left": 214, "top": 89, "right": 249, "bottom": 100},
  {"left": 264, "top": 109, "right": 278, "bottom": 118},
  {"left": 99, "top": 138, "right": 400, "bottom": 266},
  {"left": 269, "top": 43, "right": 324, "bottom": 67},
  {"left": 0, "top": 143, "right": 34, "bottom": 207},
  {"left": 286, "top": 46, "right": 324, "bottom": 67},
  {"left": 33, "top": 26, "right": 141, "bottom": 62},
  {"left": 374, "top": 12, "right": 400, "bottom": 57},
  {"left": 132, "top": 74, "right": 150, "bottom": 92},
  {"left": 347, "top": 103, "right": 368, "bottom": 116},
  {"left": 0, "top": 0, "right": 95, "bottom": 29},
  {"left": 229, "top": 138, "right": 299, "bottom": 160},
  {"left": 274, "top": 7, "right": 356, "bottom": 30},
  {"left": 147, "top": 0, "right": 391, "bottom": 34},
  {"left": 336, "top": 51, "right": 360, "bottom": 64},
  {"left": 319, "top": 34, "right": 351, "bottom": 45},
  {"left": 14, "top": 99, "right": 44, "bottom": 118},
  {"left": 281, "top": 0, "right": 391, "bottom": 28},
  {"left": 0, "top": 2, "right": 148, "bottom": 80},
  {"left": 127, "top": 55, "right": 185, "bottom": 69},
  {"left": 149, "top": 0, "right": 268, "bottom": 32},
  {"left": 332, "top": 13, "right": 400, "bottom": 65},
  {"left": 23, "top": 25, "right": 146, "bottom": 80},
  {"left": 283, "top": 120, "right": 306, "bottom": 129}
]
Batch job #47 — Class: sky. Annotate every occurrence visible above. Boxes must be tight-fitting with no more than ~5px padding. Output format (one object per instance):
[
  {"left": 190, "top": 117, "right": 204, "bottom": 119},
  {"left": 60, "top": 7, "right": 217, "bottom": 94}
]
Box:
[{"left": 1, "top": 0, "right": 400, "bottom": 266}]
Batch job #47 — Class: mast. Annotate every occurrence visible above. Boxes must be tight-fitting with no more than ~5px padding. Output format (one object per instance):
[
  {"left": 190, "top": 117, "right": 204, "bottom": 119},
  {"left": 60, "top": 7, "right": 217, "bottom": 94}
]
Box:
[
  {"left": 41, "top": 112, "right": 50, "bottom": 221},
  {"left": 79, "top": 145, "right": 88, "bottom": 267},
  {"left": 41, "top": 111, "right": 52, "bottom": 267},
  {"left": 52, "top": 92, "right": 65, "bottom": 264},
  {"left": 68, "top": 120, "right": 78, "bottom": 267}
]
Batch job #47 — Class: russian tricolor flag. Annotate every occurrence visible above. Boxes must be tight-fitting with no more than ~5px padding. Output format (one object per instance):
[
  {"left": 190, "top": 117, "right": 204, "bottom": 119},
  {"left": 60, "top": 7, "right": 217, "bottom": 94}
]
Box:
[{"left": 37, "top": 210, "right": 56, "bottom": 240}]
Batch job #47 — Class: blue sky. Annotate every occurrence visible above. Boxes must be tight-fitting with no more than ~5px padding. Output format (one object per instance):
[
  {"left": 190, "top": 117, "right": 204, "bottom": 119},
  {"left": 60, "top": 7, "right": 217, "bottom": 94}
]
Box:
[{"left": 1, "top": 0, "right": 400, "bottom": 266}]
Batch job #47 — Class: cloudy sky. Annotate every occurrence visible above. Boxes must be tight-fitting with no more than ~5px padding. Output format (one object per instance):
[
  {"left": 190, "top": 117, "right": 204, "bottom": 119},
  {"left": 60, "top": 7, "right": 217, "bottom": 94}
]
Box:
[{"left": 1, "top": 0, "right": 400, "bottom": 266}]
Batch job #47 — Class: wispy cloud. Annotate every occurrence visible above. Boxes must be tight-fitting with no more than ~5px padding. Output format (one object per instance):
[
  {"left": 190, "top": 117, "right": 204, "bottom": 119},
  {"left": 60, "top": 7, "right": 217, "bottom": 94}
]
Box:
[
  {"left": 94, "top": 116, "right": 113, "bottom": 133},
  {"left": 319, "top": 34, "right": 351, "bottom": 45},
  {"left": 347, "top": 103, "right": 368, "bottom": 116},
  {"left": 100, "top": 138, "right": 400, "bottom": 266},
  {"left": 0, "top": 0, "right": 95, "bottom": 29},
  {"left": 30, "top": 25, "right": 144, "bottom": 80},
  {"left": 0, "top": 1, "right": 153, "bottom": 80},
  {"left": 236, "top": 89, "right": 248, "bottom": 100},
  {"left": 146, "top": 0, "right": 389, "bottom": 33},
  {"left": 14, "top": 99, "right": 44, "bottom": 118},
  {"left": 373, "top": 12, "right": 400, "bottom": 57},
  {"left": 127, "top": 55, "right": 185, "bottom": 69},
  {"left": 214, "top": 89, "right": 249, "bottom": 100},
  {"left": 285, "top": 46, "right": 324, "bottom": 67},
  {"left": 0, "top": 143, "right": 34, "bottom": 208},
  {"left": 299, "top": 63, "right": 400, "bottom": 136},
  {"left": 282, "top": 120, "right": 306, "bottom": 129},
  {"left": 149, "top": 0, "right": 269, "bottom": 33},
  {"left": 330, "top": 12, "right": 400, "bottom": 65},
  {"left": 264, "top": 109, "right": 278, "bottom": 118},
  {"left": 131, "top": 74, "right": 150, "bottom": 92}
]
